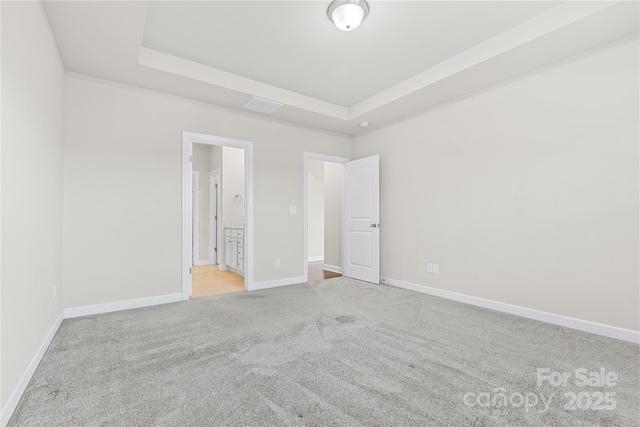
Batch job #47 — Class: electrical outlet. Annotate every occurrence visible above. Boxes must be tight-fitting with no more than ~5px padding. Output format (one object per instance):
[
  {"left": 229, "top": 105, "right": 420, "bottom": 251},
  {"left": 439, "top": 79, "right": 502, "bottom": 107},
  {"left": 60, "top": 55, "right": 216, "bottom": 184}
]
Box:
[
  {"left": 275, "top": 258, "right": 281, "bottom": 267},
  {"left": 427, "top": 263, "right": 433, "bottom": 273},
  {"left": 433, "top": 264, "right": 440, "bottom": 274},
  {"left": 289, "top": 206, "right": 297, "bottom": 214}
]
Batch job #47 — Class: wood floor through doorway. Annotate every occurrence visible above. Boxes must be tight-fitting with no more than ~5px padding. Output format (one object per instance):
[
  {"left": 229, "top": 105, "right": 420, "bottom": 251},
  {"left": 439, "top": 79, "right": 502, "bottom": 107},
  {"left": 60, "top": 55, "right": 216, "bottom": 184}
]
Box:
[
  {"left": 193, "top": 262, "right": 340, "bottom": 298},
  {"left": 308, "top": 261, "right": 341, "bottom": 281},
  {"left": 192, "top": 265, "right": 244, "bottom": 297}
]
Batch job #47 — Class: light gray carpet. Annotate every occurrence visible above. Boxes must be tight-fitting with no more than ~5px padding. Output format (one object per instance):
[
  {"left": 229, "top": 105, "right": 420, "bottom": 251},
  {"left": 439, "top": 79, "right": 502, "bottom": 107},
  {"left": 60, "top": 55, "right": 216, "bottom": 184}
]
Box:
[{"left": 8, "top": 277, "right": 639, "bottom": 426}]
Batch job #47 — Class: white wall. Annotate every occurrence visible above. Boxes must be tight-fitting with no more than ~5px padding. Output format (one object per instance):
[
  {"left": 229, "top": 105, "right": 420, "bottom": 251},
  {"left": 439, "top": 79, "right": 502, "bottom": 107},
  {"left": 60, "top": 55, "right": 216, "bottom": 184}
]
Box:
[
  {"left": 352, "top": 36, "right": 639, "bottom": 331},
  {"left": 323, "top": 162, "right": 343, "bottom": 268},
  {"left": 1, "top": 1, "right": 65, "bottom": 408},
  {"left": 222, "top": 146, "right": 245, "bottom": 225},
  {"left": 210, "top": 144, "right": 222, "bottom": 171},
  {"left": 63, "top": 73, "right": 351, "bottom": 308},
  {"left": 192, "top": 142, "right": 211, "bottom": 262},
  {"left": 307, "top": 159, "right": 324, "bottom": 260}
]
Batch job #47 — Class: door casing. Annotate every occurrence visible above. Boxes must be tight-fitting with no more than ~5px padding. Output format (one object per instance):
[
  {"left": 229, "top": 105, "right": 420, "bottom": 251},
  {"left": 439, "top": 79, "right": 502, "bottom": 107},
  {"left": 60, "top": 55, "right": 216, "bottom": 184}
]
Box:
[{"left": 191, "top": 171, "right": 200, "bottom": 265}]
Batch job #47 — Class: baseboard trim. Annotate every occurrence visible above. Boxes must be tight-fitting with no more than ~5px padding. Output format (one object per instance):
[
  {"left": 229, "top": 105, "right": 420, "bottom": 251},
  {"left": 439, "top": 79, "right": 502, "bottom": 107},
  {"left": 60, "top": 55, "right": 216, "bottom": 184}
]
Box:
[
  {"left": 193, "top": 260, "right": 211, "bottom": 266},
  {"left": 323, "top": 264, "right": 342, "bottom": 274},
  {"left": 1, "top": 310, "right": 64, "bottom": 427},
  {"left": 2, "top": 292, "right": 183, "bottom": 426},
  {"left": 248, "top": 276, "right": 306, "bottom": 291},
  {"left": 229, "top": 267, "right": 245, "bottom": 277},
  {"left": 308, "top": 256, "right": 324, "bottom": 262},
  {"left": 219, "top": 265, "right": 229, "bottom": 271},
  {"left": 381, "top": 277, "right": 639, "bottom": 344},
  {"left": 64, "top": 293, "right": 183, "bottom": 319}
]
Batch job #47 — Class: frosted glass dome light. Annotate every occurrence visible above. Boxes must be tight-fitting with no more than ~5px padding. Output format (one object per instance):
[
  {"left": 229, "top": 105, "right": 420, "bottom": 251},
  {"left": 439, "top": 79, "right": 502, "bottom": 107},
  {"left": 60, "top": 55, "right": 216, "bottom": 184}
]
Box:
[{"left": 328, "top": 0, "right": 369, "bottom": 32}]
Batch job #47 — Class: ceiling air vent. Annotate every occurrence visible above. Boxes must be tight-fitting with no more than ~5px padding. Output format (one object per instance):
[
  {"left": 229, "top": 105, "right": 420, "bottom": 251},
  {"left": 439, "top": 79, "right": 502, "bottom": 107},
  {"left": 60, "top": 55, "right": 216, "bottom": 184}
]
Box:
[{"left": 241, "top": 96, "right": 283, "bottom": 114}]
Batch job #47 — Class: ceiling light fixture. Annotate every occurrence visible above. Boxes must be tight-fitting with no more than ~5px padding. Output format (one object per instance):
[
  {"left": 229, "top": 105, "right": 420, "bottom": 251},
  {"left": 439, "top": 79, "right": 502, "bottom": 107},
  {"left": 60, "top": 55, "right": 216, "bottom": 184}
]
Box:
[{"left": 327, "top": 0, "right": 369, "bottom": 32}]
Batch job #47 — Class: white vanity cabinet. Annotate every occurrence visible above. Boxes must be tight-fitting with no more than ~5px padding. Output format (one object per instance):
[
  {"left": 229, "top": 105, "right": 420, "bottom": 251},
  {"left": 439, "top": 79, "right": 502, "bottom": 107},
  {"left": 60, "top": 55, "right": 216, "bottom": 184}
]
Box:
[{"left": 224, "top": 226, "right": 244, "bottom": 275}]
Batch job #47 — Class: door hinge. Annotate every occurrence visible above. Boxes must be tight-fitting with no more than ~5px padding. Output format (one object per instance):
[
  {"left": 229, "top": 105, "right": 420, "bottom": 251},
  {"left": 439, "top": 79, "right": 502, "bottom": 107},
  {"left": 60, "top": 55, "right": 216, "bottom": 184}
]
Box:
[
  {"left": 190, "top": 155, "right": 192, "bottom": 163},
  {"left": 215, "top": 247, "right": 217, "bottom": 252},
  {"left": 189, "top": 267, "right": 192, "bottom": 274},
  {"left": 215, "top": 184, "right": 218, "bottom": 188},
  {"left": 215, "top": 215, "right": 217, "bottom": 220}
]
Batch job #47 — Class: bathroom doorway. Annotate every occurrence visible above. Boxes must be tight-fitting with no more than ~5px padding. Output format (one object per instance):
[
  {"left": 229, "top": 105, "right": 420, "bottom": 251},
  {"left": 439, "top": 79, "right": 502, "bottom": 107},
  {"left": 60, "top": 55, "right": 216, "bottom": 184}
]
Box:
[{"left": 182, "top": 132, "right": 253, "bottom": 299}]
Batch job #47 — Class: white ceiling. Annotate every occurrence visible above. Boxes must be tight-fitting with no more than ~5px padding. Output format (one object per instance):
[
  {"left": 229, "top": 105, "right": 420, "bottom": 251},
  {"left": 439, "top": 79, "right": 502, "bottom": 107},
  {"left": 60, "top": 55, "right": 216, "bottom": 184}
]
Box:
[
  {"left": 142, "top": 1, "right": 558, "bottom": 107},
  {"left": 43, "top": 1, "right": 639, "bottom": 136}
]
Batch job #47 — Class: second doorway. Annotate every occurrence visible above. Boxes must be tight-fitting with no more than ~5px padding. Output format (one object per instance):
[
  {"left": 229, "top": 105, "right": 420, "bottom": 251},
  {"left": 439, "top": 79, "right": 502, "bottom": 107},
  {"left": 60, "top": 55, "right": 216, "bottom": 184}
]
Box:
[{"left": 305, "top": 155, "right": 346, "bottom": 282}]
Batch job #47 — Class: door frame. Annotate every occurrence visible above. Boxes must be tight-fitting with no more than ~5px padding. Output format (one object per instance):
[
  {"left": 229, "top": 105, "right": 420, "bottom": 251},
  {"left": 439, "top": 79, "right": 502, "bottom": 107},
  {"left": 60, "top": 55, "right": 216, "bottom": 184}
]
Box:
[
  {"left": 182, "top": 131, "right": 254, "bottom": 300},
  {"left": 302, "top": 151, "right": 350, "bottom": 283},
  {"left": 209, "top": 168, "right": 221, "bottom": 265},
  {"left": 191, "top": 171, "right": 200, "bottom": 264}
]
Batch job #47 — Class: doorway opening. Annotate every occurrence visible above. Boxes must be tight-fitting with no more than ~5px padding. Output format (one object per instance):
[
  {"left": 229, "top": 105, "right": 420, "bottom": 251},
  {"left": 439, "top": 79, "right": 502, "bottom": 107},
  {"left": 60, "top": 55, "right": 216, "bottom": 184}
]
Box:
[
  {"left": 304, "top": 152, "right": 381, "bottom": 285},
  {"left": 303, "top": 152, "right": 349, "bottom": 282},
  {"left": 182, "top": 132, "right": 253, "bottom": 300}
]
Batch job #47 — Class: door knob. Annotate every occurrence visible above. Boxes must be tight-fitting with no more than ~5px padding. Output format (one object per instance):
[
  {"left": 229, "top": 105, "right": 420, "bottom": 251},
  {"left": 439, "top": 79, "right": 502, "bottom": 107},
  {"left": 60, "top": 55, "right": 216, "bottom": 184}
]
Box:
[{"left": 371, "top": 223, "right": 380, "bottom": 228}]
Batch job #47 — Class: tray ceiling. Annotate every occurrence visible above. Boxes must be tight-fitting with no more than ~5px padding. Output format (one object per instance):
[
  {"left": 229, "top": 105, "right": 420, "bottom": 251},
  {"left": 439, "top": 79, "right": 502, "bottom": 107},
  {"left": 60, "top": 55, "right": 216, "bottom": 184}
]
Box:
[{"left": 43, "top": 1, "right": 639, "bottom": 135}]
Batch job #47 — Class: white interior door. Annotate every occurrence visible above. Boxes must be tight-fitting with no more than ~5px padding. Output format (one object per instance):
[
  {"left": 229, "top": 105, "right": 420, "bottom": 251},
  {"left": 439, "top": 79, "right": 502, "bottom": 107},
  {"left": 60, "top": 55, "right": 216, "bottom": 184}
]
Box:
[{"left": 343, "top": 155, "right": 380, "bottom": 284}]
